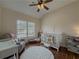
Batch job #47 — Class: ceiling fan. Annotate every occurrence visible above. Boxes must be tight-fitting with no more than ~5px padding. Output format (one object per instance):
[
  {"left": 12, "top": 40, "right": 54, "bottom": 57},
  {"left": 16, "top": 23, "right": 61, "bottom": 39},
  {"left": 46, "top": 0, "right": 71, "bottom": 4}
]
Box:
[{"left": 29, "top": 0, "right": 53, "bottom": 12}]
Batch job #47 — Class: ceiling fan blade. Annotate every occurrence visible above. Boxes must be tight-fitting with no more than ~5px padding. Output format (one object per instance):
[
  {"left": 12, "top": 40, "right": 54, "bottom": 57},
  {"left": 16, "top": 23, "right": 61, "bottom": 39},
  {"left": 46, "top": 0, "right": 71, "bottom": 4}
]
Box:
[
  {"left": 29, "top": 4, "right": 38, "bottom": 6},
  {"left": 44, "top": 5, "right": 49, "bottom": 10},
  {"left": 44, "top": 0, "right": 53, "bottom": 3},
  {"left": 40, "top": 0, "right": 43, "bottom": 3},
  {"left": 37, "top": 0, "right": 43, "bottom": 3},
  {"left": 37, "top": 9, "right": 40, "bottom": 12}
]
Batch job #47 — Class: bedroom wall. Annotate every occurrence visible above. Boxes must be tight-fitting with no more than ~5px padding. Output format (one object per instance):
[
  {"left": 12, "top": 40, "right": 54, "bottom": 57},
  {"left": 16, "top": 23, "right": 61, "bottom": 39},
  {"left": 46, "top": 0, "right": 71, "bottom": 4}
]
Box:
[
  {"left": 0, "top": 7, "right": 2, "bottom": 35},
  {"left": 1, "top": 7, "right": 41, "bottom": 37},
  {"left": 41, "top": 1, "right": 79, "bottom": 36}
]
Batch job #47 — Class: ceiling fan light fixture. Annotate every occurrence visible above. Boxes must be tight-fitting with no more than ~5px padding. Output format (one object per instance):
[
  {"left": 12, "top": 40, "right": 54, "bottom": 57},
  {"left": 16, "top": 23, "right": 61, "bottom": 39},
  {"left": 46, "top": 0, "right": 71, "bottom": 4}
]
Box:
[
  {"left": 37, "top": 5, "right": 44, "bottom": 9},
  {"left": 29, "top": 0, "right": 53, "bottom": 12},
  {"left": 41, "top": 4, "right": 44, "bottom": 9},
  {"left": 37, "top": 5, "right": 41, "bottom": 9},
  {"left": 37, "top": 4, "right": 44, "bottom": 9}
]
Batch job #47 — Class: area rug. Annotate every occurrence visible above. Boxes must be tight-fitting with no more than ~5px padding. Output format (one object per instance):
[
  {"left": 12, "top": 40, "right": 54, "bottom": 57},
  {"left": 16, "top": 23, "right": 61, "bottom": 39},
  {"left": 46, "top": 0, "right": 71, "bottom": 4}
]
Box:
[{"left": 20, "top": 46, "right": 54, "bottom": 59}]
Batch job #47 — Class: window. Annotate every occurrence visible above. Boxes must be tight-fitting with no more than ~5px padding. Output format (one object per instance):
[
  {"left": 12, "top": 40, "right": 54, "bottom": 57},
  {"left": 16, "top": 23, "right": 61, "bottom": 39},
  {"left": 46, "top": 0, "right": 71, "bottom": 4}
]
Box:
[
  {"left": 16, "top": 20, "right": 35, "bottom": 38},
  {"left": 17, "top": 20, "right": 27, "bottom": 38},
  {"left": 28, "top": 22, "right": 35, "bottom": 37}
]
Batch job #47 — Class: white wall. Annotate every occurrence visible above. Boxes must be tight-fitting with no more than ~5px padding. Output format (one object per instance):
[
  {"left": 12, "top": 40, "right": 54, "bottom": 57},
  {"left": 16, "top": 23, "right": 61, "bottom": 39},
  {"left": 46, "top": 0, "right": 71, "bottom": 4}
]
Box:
[
  {"left": 41, "top": 1, "right": 79, "bottom": 36},
  {"left": 0, "top": 7, "right": 41, "bottom": 37},
  {"left": 0, "top": 7, "right": 2, "bottom": 35}
]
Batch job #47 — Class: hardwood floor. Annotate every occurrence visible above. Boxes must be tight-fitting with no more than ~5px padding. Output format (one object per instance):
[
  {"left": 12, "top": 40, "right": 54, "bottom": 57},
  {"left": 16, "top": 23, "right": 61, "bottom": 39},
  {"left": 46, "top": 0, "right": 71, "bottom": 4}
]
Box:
[
  {"left": 25, "top": 42, "right": 79, "bottom": 59},
  {"left": 49, "top": 47, "right": 79, "bottom": 59}
]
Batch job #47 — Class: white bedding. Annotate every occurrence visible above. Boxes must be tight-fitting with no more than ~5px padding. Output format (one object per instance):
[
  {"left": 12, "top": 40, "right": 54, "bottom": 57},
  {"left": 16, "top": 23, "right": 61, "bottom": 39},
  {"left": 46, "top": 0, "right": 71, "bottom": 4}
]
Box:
[{"left": 20, "top": 46, "right": 54, "bottom": 59}]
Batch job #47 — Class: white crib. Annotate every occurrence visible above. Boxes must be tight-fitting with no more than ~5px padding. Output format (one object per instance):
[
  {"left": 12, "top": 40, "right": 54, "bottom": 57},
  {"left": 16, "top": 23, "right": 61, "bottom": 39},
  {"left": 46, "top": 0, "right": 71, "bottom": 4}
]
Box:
[{"left": 0, "top": 39, "right": 18, "bottom": 59}]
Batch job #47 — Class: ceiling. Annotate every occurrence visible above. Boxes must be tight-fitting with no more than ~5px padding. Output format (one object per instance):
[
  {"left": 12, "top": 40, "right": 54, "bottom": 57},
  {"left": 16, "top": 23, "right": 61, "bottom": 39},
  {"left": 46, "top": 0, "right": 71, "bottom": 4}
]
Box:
[{"left": 0, "top": 0, "right": 78, "bottom": 19}]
